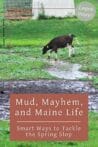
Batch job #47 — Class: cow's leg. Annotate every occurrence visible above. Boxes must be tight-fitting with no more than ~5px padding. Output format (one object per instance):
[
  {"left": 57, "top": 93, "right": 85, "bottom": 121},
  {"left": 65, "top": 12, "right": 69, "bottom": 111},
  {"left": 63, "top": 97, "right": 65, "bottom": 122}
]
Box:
[
  {"left": 72, "top": 45, "right": 75, "bottom": 56},
  {"left": 54, "top": 52, "right": 58, "bottom": 61},
  {"left": 50, "top": 48, "right": 58, "bottom": 61},
  {"left": 48, "top": 51, "right": 51, "bottom": 59},
  {"left": 54, "top": 49, "right": 58, "bottom": 61},
  {"left": 67, "top": 44, "right": 73, "bottom": 57}
]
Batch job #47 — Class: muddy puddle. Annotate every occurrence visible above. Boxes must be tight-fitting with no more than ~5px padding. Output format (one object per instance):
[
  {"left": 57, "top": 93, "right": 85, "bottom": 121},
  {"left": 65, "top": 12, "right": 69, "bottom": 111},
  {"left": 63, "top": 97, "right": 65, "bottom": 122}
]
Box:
[
  {"left": 1, "top": 51, "right": 88, "bottom": 80},
  {"left": 45, "top": 60, "right": 88, "bottom": 80},
  {"left": 26, "top": 57, "right": 88, "bottom": 80},
  {"left": 0, "top": 59, "right": 97, "bottom": 120}
]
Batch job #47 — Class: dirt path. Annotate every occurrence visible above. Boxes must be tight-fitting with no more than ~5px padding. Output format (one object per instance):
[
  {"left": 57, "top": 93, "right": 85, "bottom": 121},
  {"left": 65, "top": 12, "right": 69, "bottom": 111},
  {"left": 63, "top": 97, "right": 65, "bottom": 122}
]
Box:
[{"left": 0, "top": 80, "right": 98, "bottom": 120}]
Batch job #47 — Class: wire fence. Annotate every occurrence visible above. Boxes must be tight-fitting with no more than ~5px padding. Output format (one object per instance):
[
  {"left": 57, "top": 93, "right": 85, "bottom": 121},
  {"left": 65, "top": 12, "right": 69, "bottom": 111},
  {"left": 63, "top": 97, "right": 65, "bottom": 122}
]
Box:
[
  {"left": 0, "top": 0, "right": 33, "bottom": 47},
  {"left": 0, "top": 0, "right": 77, "bottom": 47},
  {"left": 4, "top": 0, "right": 32, "bottom": 20}
]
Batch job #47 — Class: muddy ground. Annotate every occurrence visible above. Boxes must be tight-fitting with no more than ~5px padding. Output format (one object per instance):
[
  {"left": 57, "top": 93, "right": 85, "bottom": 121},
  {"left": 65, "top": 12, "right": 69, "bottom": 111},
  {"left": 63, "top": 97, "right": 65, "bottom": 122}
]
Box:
[{"left": 0, "top": 80, "right": 98, "bottom": 120}]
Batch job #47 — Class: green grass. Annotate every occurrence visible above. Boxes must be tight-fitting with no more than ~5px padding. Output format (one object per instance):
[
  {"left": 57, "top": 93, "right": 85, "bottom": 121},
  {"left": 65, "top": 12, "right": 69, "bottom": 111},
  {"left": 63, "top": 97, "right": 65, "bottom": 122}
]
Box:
[
  {"left": 92, "top": 76, "right": 98, "bottom": 88},
  {"left": 0, "top": 112, "right": 98, "bottom": 147},
  {"left": 0, "top": 16, "right": 98, "bottom": 80},
  {"left": 0, "top": 0, "right": 98, "bottom": 80},
  {"left": 0, "top": 47, "right": 55, "bottom": 80},
  {"left": 0, "top": 18, "right": 88, "bottom": 46}
]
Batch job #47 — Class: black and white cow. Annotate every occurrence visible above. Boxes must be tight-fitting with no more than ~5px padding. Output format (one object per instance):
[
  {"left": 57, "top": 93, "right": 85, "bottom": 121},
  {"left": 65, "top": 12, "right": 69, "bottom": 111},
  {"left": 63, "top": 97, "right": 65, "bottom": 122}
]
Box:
[{"left": 42, "top": 34, "right": 76, "bottom": 60}]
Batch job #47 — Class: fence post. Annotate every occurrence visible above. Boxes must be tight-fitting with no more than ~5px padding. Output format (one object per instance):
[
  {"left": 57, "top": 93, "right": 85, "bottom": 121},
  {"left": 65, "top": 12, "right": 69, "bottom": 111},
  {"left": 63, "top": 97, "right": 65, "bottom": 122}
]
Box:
[
  {"left": 2, "top": 0, "right": 6, "bottom": 48},
  {"left": 3, "top": 17, "right": 5, "bottom": 47}
]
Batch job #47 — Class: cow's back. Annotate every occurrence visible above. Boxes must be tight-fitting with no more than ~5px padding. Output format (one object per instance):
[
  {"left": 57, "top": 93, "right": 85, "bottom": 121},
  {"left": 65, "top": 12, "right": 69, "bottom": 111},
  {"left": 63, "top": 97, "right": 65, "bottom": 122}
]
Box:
[{"left": 48, "top": 35, "right": 73, "bottom": 48}]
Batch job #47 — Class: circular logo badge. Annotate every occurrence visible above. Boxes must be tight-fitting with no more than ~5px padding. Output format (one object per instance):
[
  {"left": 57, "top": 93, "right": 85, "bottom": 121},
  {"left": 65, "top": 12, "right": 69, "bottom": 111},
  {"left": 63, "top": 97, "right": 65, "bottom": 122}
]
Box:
[{"left": 76, "top": 1, "right": 96, "bottom": 21}]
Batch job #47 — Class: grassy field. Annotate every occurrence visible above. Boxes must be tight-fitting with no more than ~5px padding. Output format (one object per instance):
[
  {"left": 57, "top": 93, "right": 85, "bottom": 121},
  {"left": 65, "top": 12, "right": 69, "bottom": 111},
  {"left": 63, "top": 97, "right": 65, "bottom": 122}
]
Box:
[
  {"left": 0, "top": 18, "right": 98, "bottom": 80},
  {"left": 0, "top": 112, "right": 98, "bottom": 147},
  {"left": 0, "top": 0, "right": 98, "bottom": 81}
]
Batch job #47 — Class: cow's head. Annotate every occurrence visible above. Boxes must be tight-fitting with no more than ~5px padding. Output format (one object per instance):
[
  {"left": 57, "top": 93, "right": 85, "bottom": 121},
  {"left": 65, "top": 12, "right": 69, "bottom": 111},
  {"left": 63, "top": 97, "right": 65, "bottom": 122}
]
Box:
[{"left": 42, "top": 45, "right": 49, "bottom": 54}]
